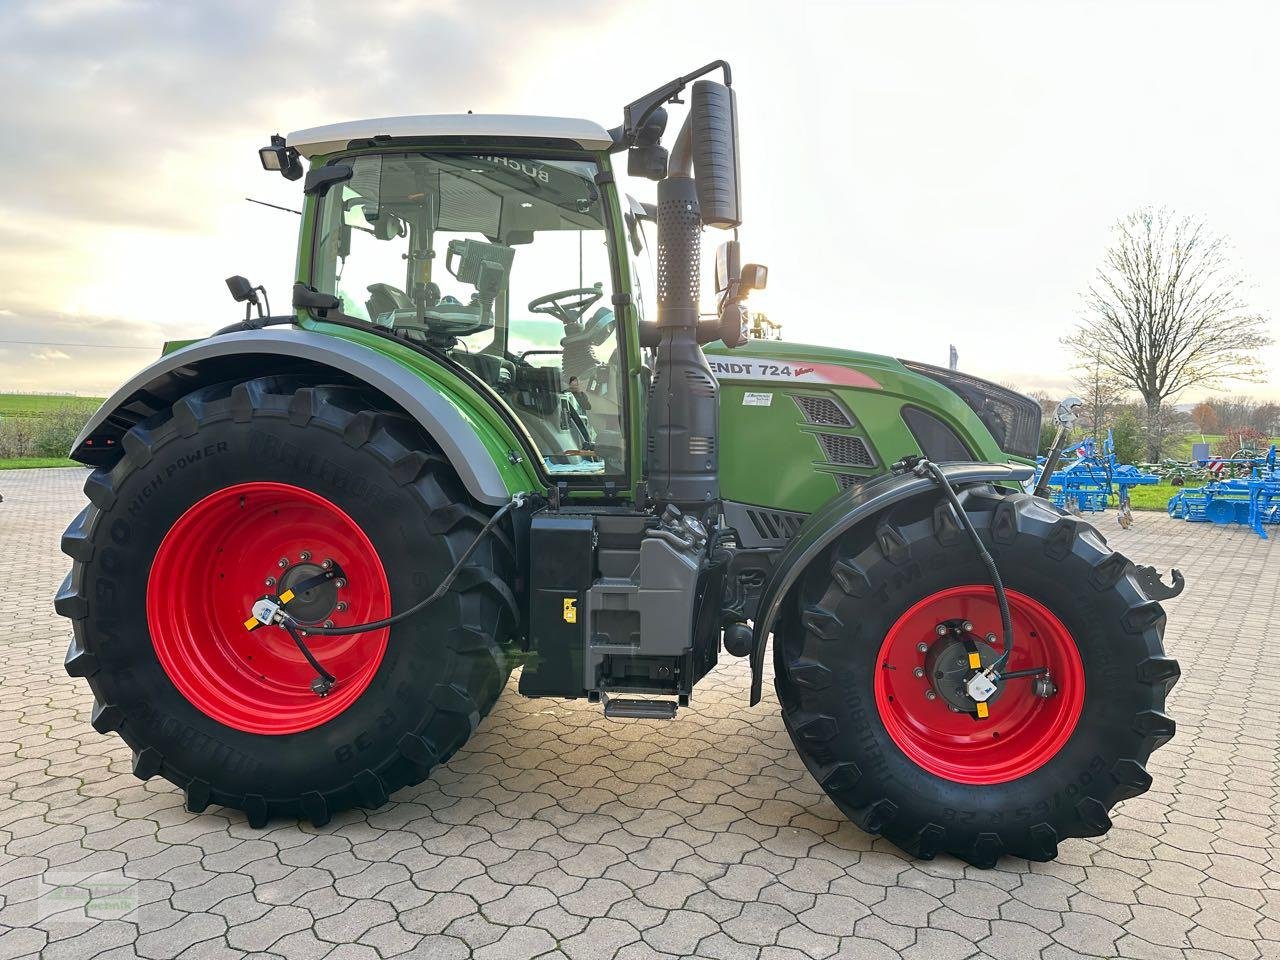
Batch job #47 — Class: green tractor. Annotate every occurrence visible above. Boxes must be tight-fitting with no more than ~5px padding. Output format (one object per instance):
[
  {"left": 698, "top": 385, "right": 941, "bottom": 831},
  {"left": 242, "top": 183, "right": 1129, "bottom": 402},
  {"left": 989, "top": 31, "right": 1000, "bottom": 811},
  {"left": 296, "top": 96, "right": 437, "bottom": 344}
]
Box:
[{"left": 56, "top": 62, "right": 1180, "bottom": 867}]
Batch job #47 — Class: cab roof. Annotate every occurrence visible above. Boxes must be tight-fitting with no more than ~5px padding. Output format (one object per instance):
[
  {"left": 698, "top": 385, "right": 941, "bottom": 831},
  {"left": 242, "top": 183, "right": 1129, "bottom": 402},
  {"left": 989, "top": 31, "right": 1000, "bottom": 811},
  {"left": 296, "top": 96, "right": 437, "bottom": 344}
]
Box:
[{"left": 286, "top": 114, "right": 614, "bottom": 158}]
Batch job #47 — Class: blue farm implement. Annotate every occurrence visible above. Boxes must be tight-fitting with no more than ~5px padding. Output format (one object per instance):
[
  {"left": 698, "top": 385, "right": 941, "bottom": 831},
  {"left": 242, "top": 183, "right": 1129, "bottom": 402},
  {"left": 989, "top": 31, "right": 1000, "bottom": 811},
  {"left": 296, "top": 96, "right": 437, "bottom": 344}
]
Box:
[
  {"left": 1167, "top": 446, "right": 1279, "bottom": 538},
  {"left": 1035, "top": 432, "right": 1159, "bottom": 516}
]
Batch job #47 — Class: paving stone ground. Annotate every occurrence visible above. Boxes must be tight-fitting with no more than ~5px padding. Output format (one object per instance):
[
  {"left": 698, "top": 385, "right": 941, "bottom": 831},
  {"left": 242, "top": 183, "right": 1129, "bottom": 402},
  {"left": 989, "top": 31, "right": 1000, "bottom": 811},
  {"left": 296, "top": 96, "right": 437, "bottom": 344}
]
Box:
[{"left": 1, "top": 466, "right": 1276, "bottom": 960}]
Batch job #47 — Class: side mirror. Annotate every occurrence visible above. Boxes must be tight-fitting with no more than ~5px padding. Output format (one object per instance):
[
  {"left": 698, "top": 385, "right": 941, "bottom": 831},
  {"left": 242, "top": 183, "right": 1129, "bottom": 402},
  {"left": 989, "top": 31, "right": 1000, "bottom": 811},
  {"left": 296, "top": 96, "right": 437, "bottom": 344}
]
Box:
[
  {"left": 225, "top": 275, "right": 258, "bottom": 305},
  {"left": 690, "top": 80, "right": 741, "bottom": 229},
  {"left": 714, "top": 243, "right": 767, "bottom": 349},
  {"left": 715, "top": 240, "right": 740, "bottom": 295}
]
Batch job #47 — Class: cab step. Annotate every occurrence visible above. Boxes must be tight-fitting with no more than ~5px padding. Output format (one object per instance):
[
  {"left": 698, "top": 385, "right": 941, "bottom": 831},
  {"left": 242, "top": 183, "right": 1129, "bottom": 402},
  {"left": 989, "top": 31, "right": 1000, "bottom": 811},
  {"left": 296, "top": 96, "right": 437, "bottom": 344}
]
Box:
[{"left": 602, "top": 695, "right": 678, "bottom": 720}]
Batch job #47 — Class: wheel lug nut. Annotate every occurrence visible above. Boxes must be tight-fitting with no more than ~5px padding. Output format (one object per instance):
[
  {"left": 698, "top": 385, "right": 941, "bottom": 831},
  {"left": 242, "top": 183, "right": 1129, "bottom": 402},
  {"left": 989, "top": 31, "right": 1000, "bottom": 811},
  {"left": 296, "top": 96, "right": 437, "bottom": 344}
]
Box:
[
  {"left": 335, "top": 578, "right": 347, "bottom": 588},
  {"left": 336, "top": 601, "right": 348, "bottom": 612},
  {"left": 321, "top": 559, "right": 333, "bottom": 570},
  {"left": 300, "top": 550, "right": 312, "bottom": 561},
  {"left": 916, "top": 642, "right": 929, "bottom": 653},
  {"left": 324, "top": 620, "right": 334, "bottom": 628},
  {"left": 962, "top": 621, "right": 973, "bottom": 632},
  {"left": 913, "top": 666, "right": 925, "bottom": 678},
  {"left": 264, "top": 577, "right": 276, "bottom": 587},
  {"left": 924, "top": 690, "right": 937, "bottom": 701},
  {"left": 986, "top": 633, "right": 997, "bottom": 643},
  {"left": 935, "top": 624, "right": 948, "bottom": 636}
]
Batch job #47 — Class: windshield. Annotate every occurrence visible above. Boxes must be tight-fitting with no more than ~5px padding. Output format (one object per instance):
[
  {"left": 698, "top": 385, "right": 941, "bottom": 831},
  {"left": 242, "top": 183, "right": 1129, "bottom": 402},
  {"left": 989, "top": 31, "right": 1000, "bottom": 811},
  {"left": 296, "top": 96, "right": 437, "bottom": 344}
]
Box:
[{"left": 312, "top": 152, "right": 627, "bottom": 478}]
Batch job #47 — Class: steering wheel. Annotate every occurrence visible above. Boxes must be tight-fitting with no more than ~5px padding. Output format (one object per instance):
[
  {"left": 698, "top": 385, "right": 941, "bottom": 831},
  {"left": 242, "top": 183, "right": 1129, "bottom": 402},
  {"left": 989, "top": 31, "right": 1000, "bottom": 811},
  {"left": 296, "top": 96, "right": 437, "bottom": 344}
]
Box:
[{"left": 528, "top": 284, "right": 604, "bottom": 325}]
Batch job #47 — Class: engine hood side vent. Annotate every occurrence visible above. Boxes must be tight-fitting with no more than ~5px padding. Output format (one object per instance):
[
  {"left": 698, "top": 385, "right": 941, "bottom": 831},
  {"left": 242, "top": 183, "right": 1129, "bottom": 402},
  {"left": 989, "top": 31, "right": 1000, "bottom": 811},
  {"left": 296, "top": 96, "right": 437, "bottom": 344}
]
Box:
[{"left": 793, "top": 394, "right": 853, "bottom": 427}]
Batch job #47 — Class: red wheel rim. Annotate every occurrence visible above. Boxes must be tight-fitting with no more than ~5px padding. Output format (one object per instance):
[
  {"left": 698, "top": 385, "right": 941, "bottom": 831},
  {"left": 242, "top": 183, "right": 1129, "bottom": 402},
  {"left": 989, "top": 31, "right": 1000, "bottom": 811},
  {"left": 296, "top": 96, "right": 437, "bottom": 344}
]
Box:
[
  {"left": 147, "top": 482, "right": 390, "bottom": 735},
  {"left": 874, "top": 586, "right": 1085, "bottom": 784}
]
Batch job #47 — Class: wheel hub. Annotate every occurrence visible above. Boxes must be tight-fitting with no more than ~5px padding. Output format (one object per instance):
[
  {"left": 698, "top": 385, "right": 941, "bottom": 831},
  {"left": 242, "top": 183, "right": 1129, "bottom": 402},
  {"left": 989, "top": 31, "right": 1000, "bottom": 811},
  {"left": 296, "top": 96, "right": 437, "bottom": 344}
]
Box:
[
  {"left": 276, "top": 561, "right": 341, "bottom": 623},
  {"left": 922, "top": 621, "right": 1003, "bottom": 714}
]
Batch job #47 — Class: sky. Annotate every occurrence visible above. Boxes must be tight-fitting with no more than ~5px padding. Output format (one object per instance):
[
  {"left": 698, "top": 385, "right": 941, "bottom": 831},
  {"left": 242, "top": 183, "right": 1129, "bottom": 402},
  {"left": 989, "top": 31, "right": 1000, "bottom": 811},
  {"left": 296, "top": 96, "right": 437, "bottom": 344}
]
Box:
[{"left": 1, "top": 0, "right": 1278, "bottom": 402}]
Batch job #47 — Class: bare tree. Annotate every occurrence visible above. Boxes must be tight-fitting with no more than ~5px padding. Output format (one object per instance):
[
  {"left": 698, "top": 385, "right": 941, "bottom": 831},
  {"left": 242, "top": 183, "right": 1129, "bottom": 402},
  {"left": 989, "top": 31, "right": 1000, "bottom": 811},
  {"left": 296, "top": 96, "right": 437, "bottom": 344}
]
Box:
[
  {"left": 1064, "top": 208, "right": 1273, "bottom": 460},
  {"left": 1254, "top": 402, "right": 1279, "bottom": 436},
  {"left": 1072, "top": 347, "right": 1129, "bottom": 448}
]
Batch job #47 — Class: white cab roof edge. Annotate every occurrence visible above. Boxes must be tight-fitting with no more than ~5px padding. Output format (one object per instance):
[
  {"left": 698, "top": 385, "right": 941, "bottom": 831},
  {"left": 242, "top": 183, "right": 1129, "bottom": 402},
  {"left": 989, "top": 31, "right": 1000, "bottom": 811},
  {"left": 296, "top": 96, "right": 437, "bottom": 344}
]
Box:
[{"left": 286, "top": 114, "right": 614, "bottom": 157}]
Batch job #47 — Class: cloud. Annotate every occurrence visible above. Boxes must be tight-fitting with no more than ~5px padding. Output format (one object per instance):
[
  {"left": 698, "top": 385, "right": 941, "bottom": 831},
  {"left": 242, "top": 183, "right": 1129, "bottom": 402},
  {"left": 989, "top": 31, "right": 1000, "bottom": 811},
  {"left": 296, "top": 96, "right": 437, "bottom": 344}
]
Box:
[
  {"left": 0, "top": 0, "right": 609, "bottom": 232},
  {"left": 0, "top": 303, "right": 162, "bottom": 393}
]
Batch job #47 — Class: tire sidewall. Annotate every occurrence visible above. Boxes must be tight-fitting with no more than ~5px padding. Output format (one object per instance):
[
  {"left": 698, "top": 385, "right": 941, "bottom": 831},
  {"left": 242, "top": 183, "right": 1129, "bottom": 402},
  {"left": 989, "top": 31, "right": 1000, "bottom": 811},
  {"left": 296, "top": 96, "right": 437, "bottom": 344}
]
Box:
[
  {"left": 86, "top": 410, "right": 464, "bottom": 796},
  {"left": 782, "top": 503, "right": 1155, "bottom": 843}
]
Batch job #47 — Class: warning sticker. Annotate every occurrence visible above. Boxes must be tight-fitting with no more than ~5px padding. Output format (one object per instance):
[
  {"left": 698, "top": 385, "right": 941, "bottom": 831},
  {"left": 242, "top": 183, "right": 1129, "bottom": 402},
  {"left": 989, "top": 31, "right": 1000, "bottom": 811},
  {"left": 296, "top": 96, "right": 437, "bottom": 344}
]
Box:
[{"left": 742, "top": 392, "right": 773, "bottom": 407}]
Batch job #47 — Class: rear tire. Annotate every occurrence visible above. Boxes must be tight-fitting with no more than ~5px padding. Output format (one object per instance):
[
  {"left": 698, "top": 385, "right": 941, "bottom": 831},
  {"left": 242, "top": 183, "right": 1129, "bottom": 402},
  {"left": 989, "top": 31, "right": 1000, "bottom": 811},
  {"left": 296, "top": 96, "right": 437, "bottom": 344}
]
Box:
[
  {"left": 775, "top": 489, "right": 1179, "bottom": 866},
  {"left": 55, "top": 377, "right": 516, "bottom": 827}
]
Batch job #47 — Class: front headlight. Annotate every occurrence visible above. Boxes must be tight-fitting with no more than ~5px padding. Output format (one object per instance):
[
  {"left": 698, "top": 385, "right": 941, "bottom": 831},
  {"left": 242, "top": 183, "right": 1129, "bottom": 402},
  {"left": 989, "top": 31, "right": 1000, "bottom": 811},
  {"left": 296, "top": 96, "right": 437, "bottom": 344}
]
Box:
[{"left": 901, "top": 360, "right": 1042, "bottom": 459}]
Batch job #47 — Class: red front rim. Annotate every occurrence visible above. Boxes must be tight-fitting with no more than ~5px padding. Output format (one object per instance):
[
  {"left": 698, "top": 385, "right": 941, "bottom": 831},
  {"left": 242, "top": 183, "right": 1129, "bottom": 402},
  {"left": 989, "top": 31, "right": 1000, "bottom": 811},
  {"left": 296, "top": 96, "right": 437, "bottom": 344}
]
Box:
[
  {"left": 874, "top": 586, "right": 1085, "bottom": 784},
  {"left": 147, "top": 482, "right": 390, "bottom": 735}
]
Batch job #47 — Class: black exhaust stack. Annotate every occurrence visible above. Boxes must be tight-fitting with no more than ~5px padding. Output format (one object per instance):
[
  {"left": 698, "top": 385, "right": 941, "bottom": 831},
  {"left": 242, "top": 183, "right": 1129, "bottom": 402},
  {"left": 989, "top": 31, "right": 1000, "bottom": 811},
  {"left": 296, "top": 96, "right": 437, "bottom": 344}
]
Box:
[{"left": 645, "top": 78, "right": 742, "bottom": 512}]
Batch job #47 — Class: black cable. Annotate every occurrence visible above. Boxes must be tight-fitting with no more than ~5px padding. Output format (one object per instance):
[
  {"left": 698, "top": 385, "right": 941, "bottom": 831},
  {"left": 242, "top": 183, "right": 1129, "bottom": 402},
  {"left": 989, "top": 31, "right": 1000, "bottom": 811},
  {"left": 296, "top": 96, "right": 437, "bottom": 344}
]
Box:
[
  {"left": 212, "top": 315, "right": 297, "bottom": 336},
  {"left": 918, "top": 460, "right": 1015, "bottom": 677},
  {"left": 281, "top": 499, "right": 517, "bottom": 638},
  {"left": 283, "top": 621, "right": 336, "bottom": 685}
]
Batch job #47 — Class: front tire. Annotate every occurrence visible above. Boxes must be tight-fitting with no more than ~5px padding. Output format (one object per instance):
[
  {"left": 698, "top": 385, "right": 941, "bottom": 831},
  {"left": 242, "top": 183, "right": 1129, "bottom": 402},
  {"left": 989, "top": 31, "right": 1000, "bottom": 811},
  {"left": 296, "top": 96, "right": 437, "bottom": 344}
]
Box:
[
  {"left": 55, "top": 377, "right": 516, "bottom": 827},
  {"left": 775, "top": 489, "right": 1179, "bottom": 866}
]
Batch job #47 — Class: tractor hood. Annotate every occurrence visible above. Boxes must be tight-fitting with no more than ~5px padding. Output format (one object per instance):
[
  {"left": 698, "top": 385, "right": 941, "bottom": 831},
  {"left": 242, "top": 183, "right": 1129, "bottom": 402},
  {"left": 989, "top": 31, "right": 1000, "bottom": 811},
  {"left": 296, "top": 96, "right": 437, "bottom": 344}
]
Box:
[{"left": 706, "top": 339, "right": 1040, "bottom": 515}]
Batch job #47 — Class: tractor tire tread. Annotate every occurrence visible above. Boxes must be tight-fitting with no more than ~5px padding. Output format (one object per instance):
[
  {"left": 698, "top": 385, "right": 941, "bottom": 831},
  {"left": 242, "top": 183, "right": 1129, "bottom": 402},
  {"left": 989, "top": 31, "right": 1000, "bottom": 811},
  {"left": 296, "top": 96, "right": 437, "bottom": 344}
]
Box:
[
  {"left": 775, "top": 489, "right": 1179, "bottom": 867},
  {"left": 57, "top": 375, "right": 515, "bottom": 829}
]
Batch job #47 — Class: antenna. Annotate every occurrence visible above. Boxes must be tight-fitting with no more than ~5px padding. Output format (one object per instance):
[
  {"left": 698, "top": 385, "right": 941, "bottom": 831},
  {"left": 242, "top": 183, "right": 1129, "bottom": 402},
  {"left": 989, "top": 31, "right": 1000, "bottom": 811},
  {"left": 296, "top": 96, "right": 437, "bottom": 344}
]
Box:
[{"left": 245, "top": 198, "right": 302, "bottom": 216}]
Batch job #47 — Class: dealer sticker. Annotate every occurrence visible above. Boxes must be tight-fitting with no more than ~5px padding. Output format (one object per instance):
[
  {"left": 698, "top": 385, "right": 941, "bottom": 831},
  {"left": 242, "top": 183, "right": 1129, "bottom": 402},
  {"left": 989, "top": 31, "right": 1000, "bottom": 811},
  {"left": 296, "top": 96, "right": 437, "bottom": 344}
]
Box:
[{"left": 743, "top": 392, "right": 773, "bottom": 407}]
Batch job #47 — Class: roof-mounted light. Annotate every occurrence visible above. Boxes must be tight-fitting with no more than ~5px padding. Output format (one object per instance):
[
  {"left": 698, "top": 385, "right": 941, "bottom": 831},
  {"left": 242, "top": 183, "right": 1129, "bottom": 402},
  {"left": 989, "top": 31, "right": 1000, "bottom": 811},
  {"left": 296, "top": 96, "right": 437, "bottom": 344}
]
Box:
[{"left": 259, "top": 134, "right": 303, "bottom": 181}]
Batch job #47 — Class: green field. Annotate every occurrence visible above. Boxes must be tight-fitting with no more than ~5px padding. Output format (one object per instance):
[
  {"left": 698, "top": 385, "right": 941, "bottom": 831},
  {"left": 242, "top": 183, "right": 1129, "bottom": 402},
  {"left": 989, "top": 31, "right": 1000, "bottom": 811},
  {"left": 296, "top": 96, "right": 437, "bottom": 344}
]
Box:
[
  {"left": 0, "top": 457, "right": 81, "bottom": 470},
  {"left": 0, "top": 393, "right": 103, "bottom": 418},
  {"left": 1127, "top": 482, "right": 1177, "bottom": 512}
]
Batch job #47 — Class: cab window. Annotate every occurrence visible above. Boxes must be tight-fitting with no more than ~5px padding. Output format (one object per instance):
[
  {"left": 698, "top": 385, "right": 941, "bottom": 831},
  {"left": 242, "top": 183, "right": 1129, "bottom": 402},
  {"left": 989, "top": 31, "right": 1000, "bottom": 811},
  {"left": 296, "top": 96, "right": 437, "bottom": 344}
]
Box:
[{"left": 312, "top": 153, "right": 626, "bottom": 477}]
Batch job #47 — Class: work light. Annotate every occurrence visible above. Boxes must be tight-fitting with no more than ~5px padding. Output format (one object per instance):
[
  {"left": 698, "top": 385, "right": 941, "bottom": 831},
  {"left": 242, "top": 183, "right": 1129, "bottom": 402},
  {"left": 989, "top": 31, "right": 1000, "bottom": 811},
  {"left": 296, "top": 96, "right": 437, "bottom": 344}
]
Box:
[{"left": 259, "top": 134, "right": 303, "bottom": 180}]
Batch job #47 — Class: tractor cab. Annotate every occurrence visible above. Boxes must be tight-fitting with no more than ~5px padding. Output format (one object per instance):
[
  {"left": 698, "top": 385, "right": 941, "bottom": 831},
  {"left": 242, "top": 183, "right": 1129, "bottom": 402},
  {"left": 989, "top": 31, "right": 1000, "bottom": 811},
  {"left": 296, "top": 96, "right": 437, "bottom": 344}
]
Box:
[{"left": 286, "top": 124, "right": 632, "bottom": 477}]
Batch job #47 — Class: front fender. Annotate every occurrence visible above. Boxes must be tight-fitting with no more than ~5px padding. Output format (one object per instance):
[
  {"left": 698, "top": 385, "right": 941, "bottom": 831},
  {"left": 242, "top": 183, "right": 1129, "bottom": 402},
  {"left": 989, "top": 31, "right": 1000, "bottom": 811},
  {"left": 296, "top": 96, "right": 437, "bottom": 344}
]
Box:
[
  {"left": 72, "top": 327, "right": 537, "bottom": 505},
  {"left": 748, "top": 461, "right": 1034, "bottom": 704}
]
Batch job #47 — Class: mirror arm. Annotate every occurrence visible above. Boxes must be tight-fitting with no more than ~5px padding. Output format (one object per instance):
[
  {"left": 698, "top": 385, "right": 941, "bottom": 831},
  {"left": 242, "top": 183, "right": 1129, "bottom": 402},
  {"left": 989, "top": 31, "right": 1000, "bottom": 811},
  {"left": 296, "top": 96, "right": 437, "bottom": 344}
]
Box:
[{"left": 616, "top": 60, "right": 733, "bottom": 150}]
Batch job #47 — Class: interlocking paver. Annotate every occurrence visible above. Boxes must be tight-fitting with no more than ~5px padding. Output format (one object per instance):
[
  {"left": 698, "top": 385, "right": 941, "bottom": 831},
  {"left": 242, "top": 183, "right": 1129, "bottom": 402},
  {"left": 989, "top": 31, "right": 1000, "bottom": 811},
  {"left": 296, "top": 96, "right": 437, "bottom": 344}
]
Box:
[{"left": 2, "top": 465, "right": 1277, "bottom": 957}]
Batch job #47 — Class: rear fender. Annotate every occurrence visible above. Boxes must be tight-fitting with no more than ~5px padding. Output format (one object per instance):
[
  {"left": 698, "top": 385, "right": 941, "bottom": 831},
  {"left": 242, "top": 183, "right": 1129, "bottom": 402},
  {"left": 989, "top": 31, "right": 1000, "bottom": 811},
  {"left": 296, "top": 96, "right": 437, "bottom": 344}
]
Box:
[
  {"left": 747, "top": 461, "right": 1034, "bottom": 704},
  {"left": 72, "top": 328, "right": 538, "bottom": 505}
]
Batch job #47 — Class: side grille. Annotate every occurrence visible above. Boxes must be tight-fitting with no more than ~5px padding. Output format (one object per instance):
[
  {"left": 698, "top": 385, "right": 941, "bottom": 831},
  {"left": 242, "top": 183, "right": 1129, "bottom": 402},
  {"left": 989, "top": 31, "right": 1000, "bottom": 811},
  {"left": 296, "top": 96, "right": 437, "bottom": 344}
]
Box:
[
  {"left": 834, "top": 474, "right": 861, "bottom": 491},
  {"left": 793, "top": 395, "right": 853, "bottom": 427},
  {"left": 746, "top": 508, "right": 806, "bottom": 542},
  {"left": 688, "top": 436, "right": 714, "bottom": 456},
  {"left": 817, "top": 433, "right": 876, "bottom": 467},
  {"left": 722, "top": 500, "right": 809, "bottom": 549}
]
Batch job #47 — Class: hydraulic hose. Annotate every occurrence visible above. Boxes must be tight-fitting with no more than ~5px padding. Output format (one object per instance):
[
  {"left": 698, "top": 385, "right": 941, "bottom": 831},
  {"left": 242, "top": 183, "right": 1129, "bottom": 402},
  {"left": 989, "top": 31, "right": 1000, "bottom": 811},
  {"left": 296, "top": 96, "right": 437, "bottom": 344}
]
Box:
[
  {"left": 916, "top": 459, "right": 1015, "bottom": 677},
  {"left": 278, "top": 497, "right": 521, "bottom": 638}
]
